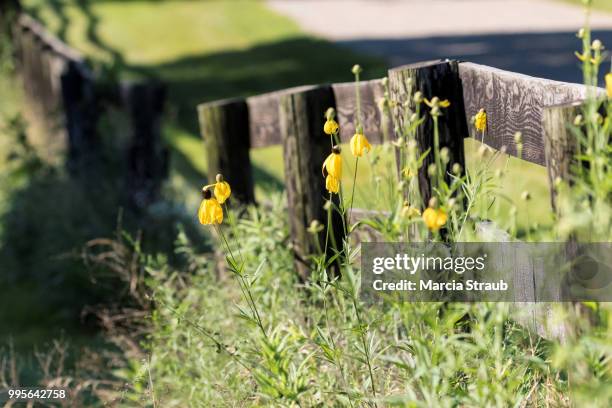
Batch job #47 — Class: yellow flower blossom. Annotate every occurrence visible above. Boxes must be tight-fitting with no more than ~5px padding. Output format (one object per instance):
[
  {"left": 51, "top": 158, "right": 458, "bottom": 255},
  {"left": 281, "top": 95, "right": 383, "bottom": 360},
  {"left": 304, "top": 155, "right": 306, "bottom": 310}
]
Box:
[
  {"left": 198, "top": 189, "right": 223, "bottom": 225},
  {"left": 606, "top": 72, "right": 612, "bottom": 98},
  {"left": 213, "top": 174, "right": 231, "bottom": 204},
  {"left": 324, "top": 119, "right": 339, "bottom": 135},
  {"left": 424, "top": 97, "right": 451, "bottom": 108},
  {"left": 349, "top": 130, "right": 371, "bottom": 157},
  {"left": 401, "top": 202, "right": 421, "bottom": 219},
  {"left": 325, "top": 175, "right": 340, "bottom": 194},
  {"left": 322, "top": 146, "right": 342, "bottom": 179},
  {"left": 402, "top": 167, "right": 415, "bottom": 179},
  {"left": 422, "top": 207, "right": 447, "bottom": 231},
  {"left": 474, "top": 109, "right": 487, "bottom": 132}
]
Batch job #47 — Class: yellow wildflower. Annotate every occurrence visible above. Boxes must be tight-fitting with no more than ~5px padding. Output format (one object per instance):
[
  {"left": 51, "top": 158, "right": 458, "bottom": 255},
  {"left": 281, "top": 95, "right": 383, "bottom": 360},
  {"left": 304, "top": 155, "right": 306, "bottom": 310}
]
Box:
[
  {"left": 324, "top": 119, "right": 339, "bottom": 135},
  {"left": 401, "top": 201, "right": 421, "bottom": 219},
  {"left": 424, "top": 97, "right": 451, "bottom": 108},
  {"left": 349, "top": 129, "right": 371, "bottom": 157},
  {"left": 422, "top": 207, "right": 447, "bottom": 231},
  {"left": 322, "top": 145, "right": 342, "bottom": 179},
  {"left": 402, "top": 167, "right": 415, "bottom": 179},
  {"left": 474, "top": 109, "right": 487, "bottom": 132},
  {"left": 213, "top": 174, "right": 231, "bottom": 204},
  {"left": 325, "top": 175, "right": 340, "bottom": 194},
  {"left": 606, "top": 72, "right": 612, "bottom": 98},
  {"left": 198, "top": 189, "right": 223, "bottom": 225}
]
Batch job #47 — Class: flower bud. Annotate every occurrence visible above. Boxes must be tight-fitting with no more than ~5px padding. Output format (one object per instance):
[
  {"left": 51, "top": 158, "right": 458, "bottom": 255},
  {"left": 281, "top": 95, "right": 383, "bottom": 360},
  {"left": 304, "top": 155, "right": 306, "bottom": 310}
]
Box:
[
  {"left": 323, "top": 200, "right": 332, "bottom": 211},
  {"left": 577, "top": 28, "right": 585, "bottom": 39},
  {"left": 592, "top": 39, "right": 603, "bottom": 51},
  {"left": 452, "top": 163, "right": 462, "bottom": 175},
  {"left": 574, "top": 114, "right": 583, "bottom": 126},
  {"left": 447, "top": 198, "right": 456, "bottom": 209},
  {"left": 325, "top": 107, "right": 336, "bottom": 120},
  {"left": 428, "top": 197, "right": 438, "bottom": 209},
  {"left": 440, "top": 147, "right": 450, "bottom": 163},
  {"left": 413, "top": 91, "right": 423, "bottom": 103},
  {"left": 427, "top": 163, "right": 437, "bottom": 177},
  {"left": 521, "top": 190, "right": 531, "bottom": 201},
  {"left": 431, "top": 106, "right": 440, "bottom": 116},
  {"left": 308, "top": 220, "right": 324, "bottom": 234},
  {"left": 351, "top": 64, "right": 363, "bottom": 75}
]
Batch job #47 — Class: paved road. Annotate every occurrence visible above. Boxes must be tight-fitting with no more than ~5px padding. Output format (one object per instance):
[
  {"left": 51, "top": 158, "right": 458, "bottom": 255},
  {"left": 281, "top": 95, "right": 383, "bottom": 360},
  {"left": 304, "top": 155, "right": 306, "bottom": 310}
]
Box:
[{"left": 268, "top": 0, "right": 612, "bottom": 83}]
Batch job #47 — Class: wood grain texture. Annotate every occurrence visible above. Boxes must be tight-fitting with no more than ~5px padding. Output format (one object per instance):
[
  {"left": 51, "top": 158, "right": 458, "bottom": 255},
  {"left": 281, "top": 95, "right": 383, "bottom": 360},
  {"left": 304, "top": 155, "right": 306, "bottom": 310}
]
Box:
[
  {"left": 246, "top": 81, "right": 388, "bottom": 148},
  {"left": 332, "top": 79, "right": 390, "bottom": 144},
  {"left": 459, "top": 62, "right": 603, "bottom": 165},
  {"left": 542, "top": 101, "right": 583, "bottom": 209},
  {"left": 198, "top": 97, "right": 255, "bottom": 203},
  {"left": 389, "top": 59, "right": 468, "bottom": 205},
  {"left": 279, "top": 85, "right": 344, "bottom": 280}
]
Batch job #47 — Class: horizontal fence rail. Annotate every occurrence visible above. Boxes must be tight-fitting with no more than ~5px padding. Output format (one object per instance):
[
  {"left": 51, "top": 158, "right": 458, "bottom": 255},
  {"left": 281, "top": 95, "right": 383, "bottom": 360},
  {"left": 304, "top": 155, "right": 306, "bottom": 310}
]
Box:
[
  {"left": 202, "top": 59, "right": 603, "bottom": 166},
  {"left": 198, "top": 58, "right": 605, "bottom": 340}
]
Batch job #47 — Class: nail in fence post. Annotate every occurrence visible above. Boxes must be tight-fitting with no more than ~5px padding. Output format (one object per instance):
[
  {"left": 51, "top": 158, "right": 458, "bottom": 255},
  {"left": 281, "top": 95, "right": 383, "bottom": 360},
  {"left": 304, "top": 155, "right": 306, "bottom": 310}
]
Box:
[
  {"left": 198, "top": 98, "right": 255, "bottom": 204},
  {"left": 279, "top": 85, "right": 344, "bottom": 280}
]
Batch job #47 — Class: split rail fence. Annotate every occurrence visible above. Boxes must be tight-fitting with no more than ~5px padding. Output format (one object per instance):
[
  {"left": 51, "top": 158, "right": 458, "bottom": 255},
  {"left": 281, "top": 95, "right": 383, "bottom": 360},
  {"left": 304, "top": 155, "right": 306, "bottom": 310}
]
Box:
[{"left": 198, "top": 59, "right": 603, "bottom": 339}]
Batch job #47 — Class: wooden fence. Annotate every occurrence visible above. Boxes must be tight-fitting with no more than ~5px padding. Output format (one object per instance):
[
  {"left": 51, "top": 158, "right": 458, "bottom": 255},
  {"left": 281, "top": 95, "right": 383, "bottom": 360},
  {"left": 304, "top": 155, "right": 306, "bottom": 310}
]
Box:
[
  {"left": 6, "top": 12, "right": 168, "bottom": 208},
  {"left": 198, "top": 59, "right": 603, "bottom": 338}
]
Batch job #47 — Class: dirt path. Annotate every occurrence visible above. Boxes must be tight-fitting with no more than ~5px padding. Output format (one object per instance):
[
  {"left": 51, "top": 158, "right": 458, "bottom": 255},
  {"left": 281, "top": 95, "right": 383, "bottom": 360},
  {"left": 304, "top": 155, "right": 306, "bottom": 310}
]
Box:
[{"left": 268, "top": 0, "right": 612, "bottom": 83}]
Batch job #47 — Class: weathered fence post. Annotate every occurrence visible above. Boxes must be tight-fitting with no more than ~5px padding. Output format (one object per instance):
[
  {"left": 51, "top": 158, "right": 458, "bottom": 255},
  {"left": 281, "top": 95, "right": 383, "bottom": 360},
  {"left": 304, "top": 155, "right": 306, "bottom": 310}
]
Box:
[
  {"left": 61, "top": 61, "right": 98, "bottom": 174},
  {"left": 388, "top": 60, "right": 469, "bottom": 204},
  {"left": 542, "top": 101, "right": 582, "bottom": 210},
  {"left": 121, "top": 81, "right": 168, "bottom": 209},
  {"left": 279, "top": 85, "right": 344, "bottom": 280},
  {"left": 197, "top": 98, "right": 255, "bottom": 204}
]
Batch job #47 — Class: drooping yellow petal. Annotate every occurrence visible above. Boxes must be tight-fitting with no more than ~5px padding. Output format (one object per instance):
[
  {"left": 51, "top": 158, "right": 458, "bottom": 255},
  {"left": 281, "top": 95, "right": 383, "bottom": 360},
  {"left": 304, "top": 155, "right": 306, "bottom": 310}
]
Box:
[
  {"left": 350, "top": 132, "right": 371, "bottom": 157},
  {"left": 439, "top": 100, "right": 451, "bottom": 108},
  {"left": 474, "top": 109, "right": 487, "bottom": 132},
  {"left": 325, "top": 175, "right": 340, "bottom": 194},
  {"left": 323, "top": 152, "right": 342, "bottom": 179},
  {"left": 323, "top": 119, "right": 339, "bottom": 135},
  {"left": 606, "top": 72, "right": 612, "bottom": 98},
  {"left": 198, "top": 198, "right": 223, "bottom": 225},
  {"left": 214, "top": 181, "right": 231, "bottom": 204},
  {"left": 422, "top": 207, "right": 446, "bottom": 231}
]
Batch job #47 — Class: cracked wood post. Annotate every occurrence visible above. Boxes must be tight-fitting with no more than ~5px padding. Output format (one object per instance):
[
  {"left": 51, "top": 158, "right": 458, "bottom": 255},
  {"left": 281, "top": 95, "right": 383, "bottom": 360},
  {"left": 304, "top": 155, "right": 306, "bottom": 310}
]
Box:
[
  {"left": 279, "top": 85, "right": 344, "bottom": 280},
  {"left": 542, "top": 101, "right": 583, "bottom": 211},
  {"left": 388, "top": 60, "right": 469, "bottom": 205},
  {"left": 198, "top": 98, "right": 255, "bottom": 204}
]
